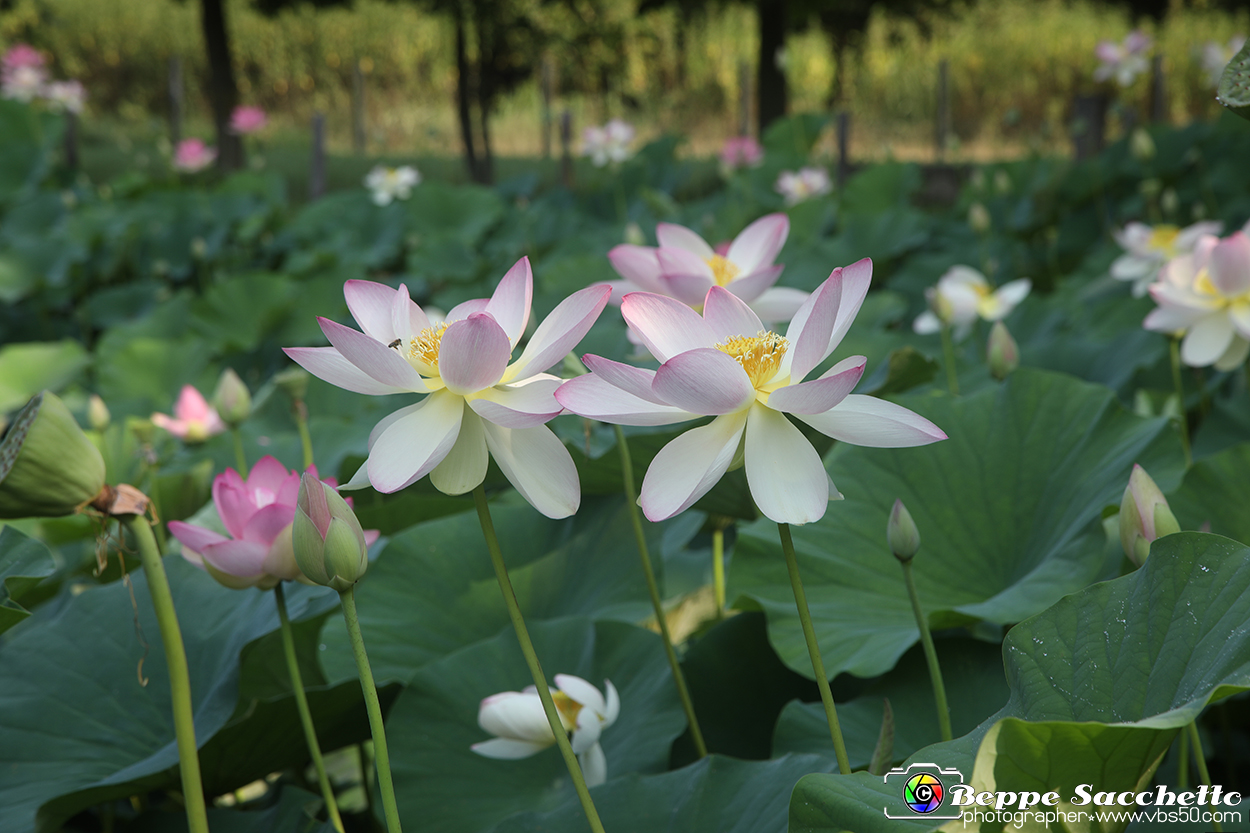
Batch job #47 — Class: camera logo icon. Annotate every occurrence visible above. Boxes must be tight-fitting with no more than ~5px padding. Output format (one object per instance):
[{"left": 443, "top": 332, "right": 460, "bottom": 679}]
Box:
[{"left": 883, "top": 763, "right": 965, "bottom": 820}]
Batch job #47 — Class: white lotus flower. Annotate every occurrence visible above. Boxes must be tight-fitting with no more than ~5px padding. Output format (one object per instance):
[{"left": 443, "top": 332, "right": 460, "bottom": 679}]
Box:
[
  {"left": 364, "top": 165, "right": 421, "bottom": 206},
  {"left": 1111, "top": 221, "right": 1223, "bottom": 297},
  {"left": 472, "top": 675, "right": 620, "bottom": 787},
  {"left": 913, "top": 266, "right": 1032, "bottom": 339},
  {"left": 1094, "top": 30, "right": 1151, "bottom": 87},
  {"left": 775, "top": 167, "right": 832, "bottom": 206},
  {"left": 582, "top": 119, "right": 635, "bottom": 167}
]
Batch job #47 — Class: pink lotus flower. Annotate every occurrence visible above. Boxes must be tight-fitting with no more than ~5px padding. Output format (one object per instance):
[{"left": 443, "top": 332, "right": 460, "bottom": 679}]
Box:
[
  {"left": 556, "top": 259, "right": 947, "bottom": 525},
  {"left": 169, "top": 457, "right": 377, "bottom": 589},
  {"left": 720, "top": 136, "right": 763, "bottom": 173},
  {"left": 606, "top": 213, "right": 807, "bottom": 326},
  {"left": 1143, "top": 231, "right": 1250, "bottom": 371},
  {"left": 283, "top": 258, "right": 610, "bottom": 519},
  {"left": 230, "top": 105, "right": 267, "bottom": 134},
  {"left": 152, "top": 385, "right": 226, "bottom": 443},
  {"left": 1, "top": 44, "right": 46, "bottom": 103},
  {"left": 173, "top": 138, "right": 216, "bottom": 173},
  {"left": 2, "top": 44, "right": 44, "bottom": 70},
  {"left": 1094, "top": 30, "right": 1151, "bottom": 87}
]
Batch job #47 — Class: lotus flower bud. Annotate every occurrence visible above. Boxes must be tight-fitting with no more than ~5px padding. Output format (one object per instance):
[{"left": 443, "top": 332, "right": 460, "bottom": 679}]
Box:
[
  {"left": 1160, "top": 188, "right": 1178, "bottom": 217},
  {"left": 275, "top": 366, "right": 310, "bottom": 402},
  {"left": 87, "top": 395, "right": 111, "bottom": 431},
  {"left": 987, "top": 321, "right": 1019, "bottom": 380},
  {"left": 623, "top": 221, "right": 645, "bottom": 246},
  {"left": 968, "top": 202, "right": 991, "bottom": 235},
  {"left": 1119, "top": 464, "right": 1181, "bottom": 567},
  {"left": 887, "top": 499, "right": 921, "bottom": 562},
  {"left": 293, "top": 472, "right": 368, "bottom": 591},
  {"left": 994, "top": 170, "right": 1011, "bottom": 195},
  {"left": 212, "top": 368, "right": 252, "bottom": 426},
  {"left": 0, "top": 392, "right": 107, "bottom": 519},
  {"left": 1130, "top": 127, "right": 1156, "bottom": 161}
]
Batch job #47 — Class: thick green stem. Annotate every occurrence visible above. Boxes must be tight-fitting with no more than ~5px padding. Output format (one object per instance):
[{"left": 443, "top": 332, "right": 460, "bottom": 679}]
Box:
[
  {"left": 231, "top": 427, "right": 249, "bottom": 477},
  {"left": 613, "top": 426, "right": 707, "bottom": 758},
  {"left": 472, "top": 486, "right": 607, "bottom": 833},
  {"left": 900, "top": 560, "right": 952, "bottom": 742},
  {"left": 295, "top": 401, "right": 314, "bottom": 470},
  {"left": 1177, "top": 727, "right": 1190, "bottom": 789},
  {"left": 340, "top": 587, "right": 402, "bottom": 832},
  {"left": 121, "top": 515, "right": 208, "bottom": 833},
  {"left": 712, "top": 527, "right": 726, "bottom": 616},
  {"left": 1169, "top": 338, "right": 1192, "bottom": 468},
  {"left": 275, "top": 584, "right": 344, "bottom": 833},
  {"left": 940, "top": 325, "right": 960, "bottom": 395},
  {"left": 777, "top": 523, "right": 851, "bottom": 774},
  {"left": 1188, "top": 722, "right": 1221, "bottom": 832}
]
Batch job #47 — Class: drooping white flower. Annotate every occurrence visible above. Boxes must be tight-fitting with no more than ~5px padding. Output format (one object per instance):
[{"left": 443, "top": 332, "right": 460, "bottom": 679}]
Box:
[
  {"left": 472, "top": 675, "right": 620, "bottom": 787},
  {"left": 1111, "top": 221, "right": 1224, "bottom": 297},
  {"left": 364, "top": 165, "right": 421, "bottom": 206},
  {"left": 913, "top": 266, "right": 1031, "bottom": 339}
]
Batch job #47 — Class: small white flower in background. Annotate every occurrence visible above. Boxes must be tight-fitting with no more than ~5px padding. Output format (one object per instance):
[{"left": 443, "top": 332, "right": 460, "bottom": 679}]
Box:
[
  {"left": 472, "top": 675, "right": 619, "bottom": 787},
  {"left": 582, "top": 119, "right": 635, "bottom": 167},
  {"left": 1112, "top": 221, "right": 1224, "bottom": 297},
  {"left": 1199, "top": 36, "right": 1246, "bottom": 89},
  {"left": 1143, "top": 230, "right": 1250, "bottom": 371},
  {"left": 1094, "top": 30, "right": 1151, "bottom": 87},
  {"left": 364, "top": 165, "right": 421, "bottom": 206},
  {"left": 913, "top": 266, "right": 1032, "bottom": 339},
  {"left": 775, "top": 167, "right": 832, "bottom": 206},
  {"left": 42, "top": 79, "right": 85, "bottom": 114}
]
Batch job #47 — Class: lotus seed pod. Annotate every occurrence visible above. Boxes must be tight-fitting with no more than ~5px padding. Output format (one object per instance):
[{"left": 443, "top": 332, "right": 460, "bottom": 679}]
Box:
[
  {"left": 887, "top": 499, "right": 921, "bottom": 562},
  {"left": 0, "top": 392, "right": 107, "bottom": 519},
  {"left": 212, "top": 368, "right": 252, "bottom": 427}
]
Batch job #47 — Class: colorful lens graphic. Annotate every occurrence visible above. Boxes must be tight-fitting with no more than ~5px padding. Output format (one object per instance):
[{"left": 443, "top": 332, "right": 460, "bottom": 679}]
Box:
[{"left": 903, "top": 772, "right": 944, "bottom": 814}]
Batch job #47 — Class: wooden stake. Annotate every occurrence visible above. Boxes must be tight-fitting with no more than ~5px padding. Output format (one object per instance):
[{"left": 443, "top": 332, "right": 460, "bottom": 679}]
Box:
[
  {"left": 352, "top": 60, "right": 366, "bottom": 154},
  {"left": 168, "top": 55, "right": 183, "bottom": 147},
  {"left": 560, "top": 109, "right": 573, "bottom": 189},
  {"left": 310, "top": 113, "right": 326, "bottom": 200}
]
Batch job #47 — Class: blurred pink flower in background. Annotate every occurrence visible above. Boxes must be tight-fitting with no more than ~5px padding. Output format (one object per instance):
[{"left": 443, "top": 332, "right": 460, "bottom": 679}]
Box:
[
  {"left": 42, "top": 80, "right": 85, "bottom": 114},
  {"left": 152, "top": 385, "right": 226, "bottom": 442},
  {"left": 582, "top": 119, "right": 635, "bottom": 166},
  {"left": 2, "top": 43, "right": 44, "bottom": 69},
  {"left": 720, "top": 136, "right": 763, "bottom": 173},
  {"left": 230, "top": 105, "right": 268, "bottom": 134},
  {"left": 775, "top": 167, "right": 832, "bottom": 206},
  {"left": 1, "top": 43, "right": 47, "bottom": 102},
  {"left": 1094, "top": 30, "right": 1151, "bottom": 87},
  {"left": 173, "top": 138, "right": 217, "bottom": 172}
]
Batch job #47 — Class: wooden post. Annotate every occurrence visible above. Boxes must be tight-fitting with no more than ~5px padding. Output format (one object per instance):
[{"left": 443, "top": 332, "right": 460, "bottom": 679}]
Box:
[
  {"left": 541, "top": 56, "right": 554, "bottom": 159},
  {"left": 560, "top": 109, "right": 573, "bottom": 189},
  {"left": 738, "top": 60, "right": 751, "bottom": 137},
  {"left": 168, "top": 55, "right": 183, "bottom": 147},
  {"left": 352, "top": 60, "right": 366, "bottom": 154},
  {"left": 1071, "top": 92, "right": 1108, "bottom": 160},
  {"left": 836, "top": 110, "right": 850, "bottom": 188},
  {"left": 310, "top": 113, "right": 326, "bottom": 200},
  {"left": 935, "top": 59, "right": 950, "bottom": 162},
  {"left": 63, "top": 112, "right": 78, "bottom": 171},
  {"left": 1150, "top": 54, "right": 1167, "bottom": 124}
]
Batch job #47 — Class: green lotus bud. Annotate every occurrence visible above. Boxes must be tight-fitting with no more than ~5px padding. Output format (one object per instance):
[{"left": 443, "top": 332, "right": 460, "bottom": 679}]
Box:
[
  {"left": 1160, "top": 188, "right": 1178, "bottom": 217},
  {"left": 87, "top": 394, "right": 111, "bottom": 431},
  {"left": 275, "top": 366, "right": 310, "bottom": 402},
  {"left": 624, "top": 221, "right": 646, "bottom": 246},
  {"left": 887, "top": 499, "right": 921, "bottom": 562},
  {"left": 1119, "top": 464, "right": 1181, "bottom": 567},
  {"left": 0, "top": 391, "right": 107, "bottom": 519},
  {"left": 968, "top": 202, "right": 991, "bottom": 235},
  {"left": 128, "top": 416, "right": 157, "bottom": 446},
  {"left": 987, "top": 321, "right": 1019, "bottom": 381},
  {"left": 1129, "top": 127, "right": 1156, "bottom": 162},
  {"left": 293, "top": 472, "right": 368, "bottom": 592},
  {"left": 213, "top": 368, "right": 252, "bottom": 427}
]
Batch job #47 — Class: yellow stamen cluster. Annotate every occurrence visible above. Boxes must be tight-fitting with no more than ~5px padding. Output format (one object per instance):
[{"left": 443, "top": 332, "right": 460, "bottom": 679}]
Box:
[
  {"left": 716, "top": 330, "right": 788, "bottom": 388},
  {"left": 409, "top": 322, "right": 449, "bottom": 370},
  {"left": 1147, "top": 225, "right": 1181, "bottom": 255},
  {"left": 705, "top": 254, "right": 741, "bottom": 287},
  {"left": 552, "top": 690, "right": 584, "bottom": 732}
]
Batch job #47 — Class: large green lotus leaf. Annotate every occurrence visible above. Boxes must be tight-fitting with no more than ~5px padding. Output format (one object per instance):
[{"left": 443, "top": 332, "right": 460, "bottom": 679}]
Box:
[
  {"left": 493, "top": 753, "right": 840, "bottom": 833},
  {"left": 790, "top": 532, "right": 1250, "bottom": 833},
  {"left": 731, "top": 369, "right": 1185, "bottom": 680},
  {"left": 1168, "top": 442, "right": 1250, "bottom": 546},
  {"left": 0, "top": 526, "right": 56, "bottom": 635},
  {"left": 0, "top": 340, "right": 90, "bottom": 412},
  {"left": 317, "top": 494, "right": 689, "bottom": 686},
  {"left": 0, "top": 556, "right": 336, "bottom": 833},
  {"left": 386, "top": 618, "right": 686, "bottom": 833},
  {"left": 123, "top": 786, "right": 335, "bottom": 832}
]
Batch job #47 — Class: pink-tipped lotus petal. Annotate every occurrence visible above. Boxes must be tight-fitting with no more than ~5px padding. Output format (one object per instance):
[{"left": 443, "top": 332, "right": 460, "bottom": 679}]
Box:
[
  {"left": 484, "top": 258, "right": 533, "bottom": 345},
  {"left": 247, "top": 455, "right": 292, "bottom": 498},
  {"left": 481, "top": 421, "right": 580, "bottom": 519},
  {"left": 468, "top": 378, "right": 563, "bottom": 428},
  {"left": 298, "top": 471, "right": 333, "bottom": 537},
  {"left": 621, "top": 292, "right": 717, "bottom": 361},
  {"left": 344, "top": 280, "right": 401, "bottom": 342},
  {"left": 318, "top": 317, "right": 424, "bottom": 391},
  {"left": 744, "top": 402, "right": 828, "bottom": 524},
  {"left": 653, "top": 348, "right": 756, "bottom": 415},
  {"left": 725, "top": 264, "right": 785, "bottom": 304},
  {"left": 1182, "top": 314, "right": 1236, "bottom": 367},
  {"left": 555, "top": 374, "right": 693, "bottom": 426},
  {"left": 655, "top": 223, "right": 714, "bottom": 259},
  {"left": 581, "top": 354, "right": 668, "bottom": 404},
  {"left": 750, "top": 287, "right": 810, "bottom": 324},
  {"left": 506, "top": 285, "right": 611, "bottom": 381},
  {"left": 282, "top": 347, "right": 409, "bottom": 396},
  {"left": 703, "top": 286, "right": 764, "bottom": 342},
  {"left": 607, "top": 245, "right": 667, "bottom": 295},
  {"left": 726, "top": 213, "right": 789, "bottom": 274},
  {"left": 241, "top": 502, "right": 295, "bottom": 546},
  {"left": 1211, "top": 233, "right": 1250, "bottom": 297},
  {"left": 214, "top": 476, "right": 255, "bottom": 540},
  {"left": 662, "top": 272, "right": 718, "bottom": 307},
  {"left": 766, "top": 356, "right": 866, "bottom": 414},
  {"left": 200, "top": 539, "right": 270, "bottom": 578},
  {"left": 797, "top": 394, "right": 947, "bottom": 447},
  {"left": 167, "top": 521, "right": 230, "bottom": 555},
  {"left": 391, "top": 282, "right": 431, "bottom": 343},
  {"left": 786, "top": 270, "right": 843, "bottom": 383},
  {"left": 657, "top": 246, "right": 715, "bottom": 283},
  {"left": 827, "top": 258, "right": 873, "bottom": 356},
  {"left": 439, "top": 314, "right": 512, "bottom": 395},
  {"left": 175, "top": 386, "right": 213, "bottom": 422},
  {"left": 447, "top": 298, "right": 490, "bottom": 323},
  {"left": 639, "top": 411, "right": 748, "bottom": 522},
  {"left": 367, "top": 390, "right": 464, "bottom": 492}
]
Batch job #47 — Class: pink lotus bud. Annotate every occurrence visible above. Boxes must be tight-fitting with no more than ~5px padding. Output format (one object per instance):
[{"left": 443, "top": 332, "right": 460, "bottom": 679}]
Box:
[
  {"left": 1119, "top": 464, "right": 1181, "bottom": 567},
  {"left": 294, "top": 473, "right": 369, "bottom": 591}
]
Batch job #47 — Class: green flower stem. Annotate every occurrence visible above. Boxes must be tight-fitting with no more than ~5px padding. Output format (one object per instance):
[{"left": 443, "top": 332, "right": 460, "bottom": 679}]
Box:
[
  {"left": 900, "top": 559, "right": 952, "bottom": 742},
  {"left": 1169, "top": 338, "right": 1192, "bottom": 467},
  {"left": 144, "top": 461, "right": 167, "bottom": 552},
  {"left": 121, "top": 514, "right": 208, "bottom": 833},
  {"left": 274, "top": 583, "right": 345, "bottom": 833},
  {"left": 1177, "top": 727, "right": 1190, "bottom": 789},
  {"left": 339, "top": 586, "right": 402, "bottom": 832},
  {"left": 294, "top": 401, "right": 314, "bottom": 470},
  {"left": 472, "top": 486, "right": 607, "bottom": 833},
  {"left": 231, "top": 427, "right": 249, "bottom": 477},
  {"left": 613, "top": 426, "right": 708, "bottom": 758},
  {"left": 712, "top": 527, "right": 726, "bottom": 616},
  {"left": 1188, "top": 722, "right": 1221, "bottom": 832},
  {"left": 940, "top": 325, "right": 960, "bottom": 396},
  {"left": 777, "top": 523, "right": 851, "bottom": 774}
]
